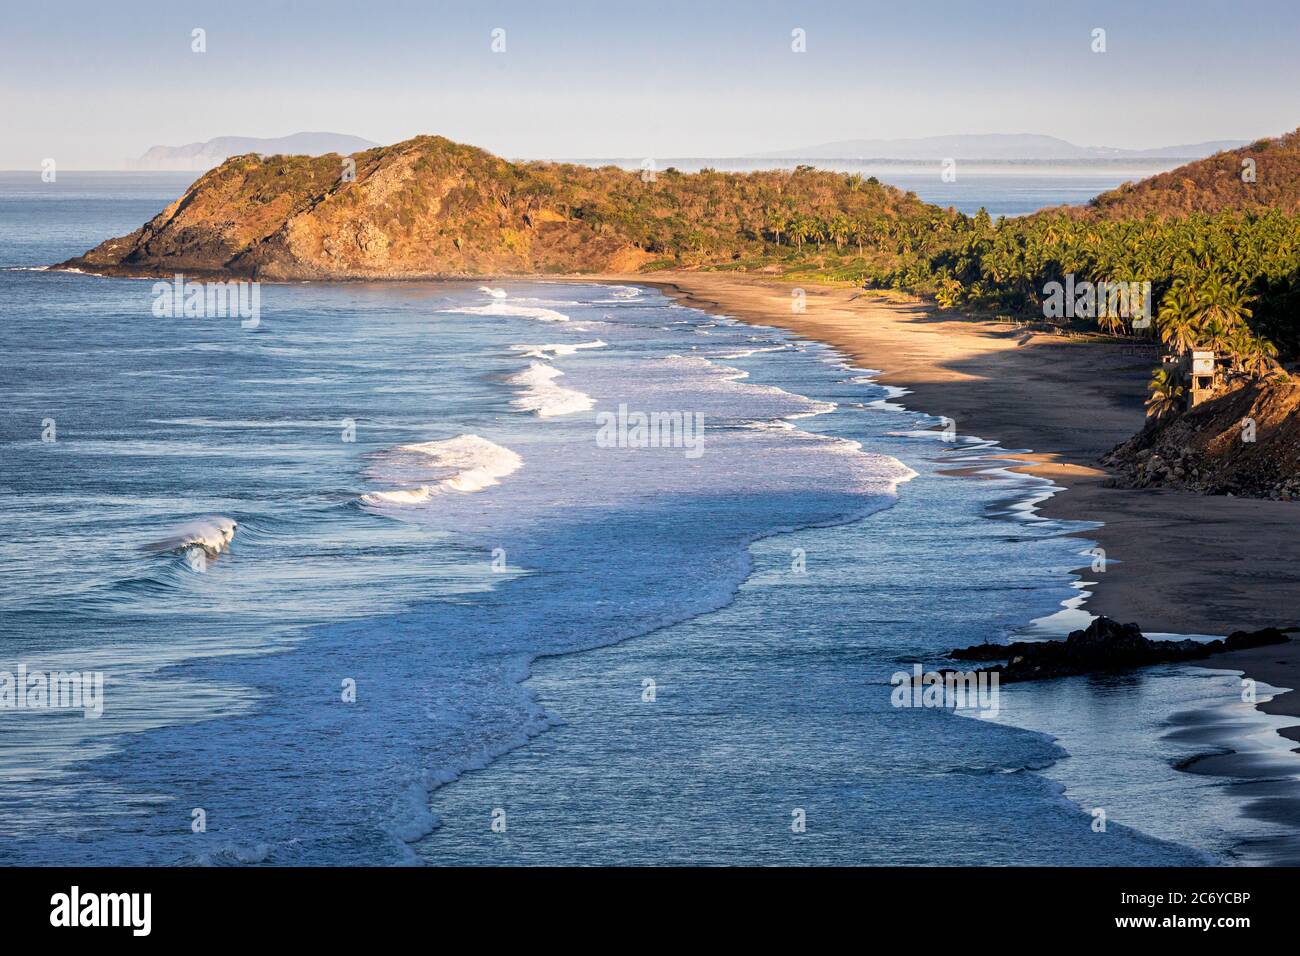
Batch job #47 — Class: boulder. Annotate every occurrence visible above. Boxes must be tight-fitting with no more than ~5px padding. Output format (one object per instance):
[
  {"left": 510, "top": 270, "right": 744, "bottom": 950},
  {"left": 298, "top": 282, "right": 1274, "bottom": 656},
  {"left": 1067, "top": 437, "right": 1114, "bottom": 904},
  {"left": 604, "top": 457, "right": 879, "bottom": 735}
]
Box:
[{"left": 948, "top": 617, "right": 1292, "bottom": 683}]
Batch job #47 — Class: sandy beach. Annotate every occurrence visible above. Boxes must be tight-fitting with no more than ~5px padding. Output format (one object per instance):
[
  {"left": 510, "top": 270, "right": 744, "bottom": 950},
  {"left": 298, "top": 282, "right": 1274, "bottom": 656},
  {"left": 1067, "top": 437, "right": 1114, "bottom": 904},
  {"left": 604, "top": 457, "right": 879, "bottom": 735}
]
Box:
[{"left": 575, "top": 271, "right": 1300, "bottom": 738}]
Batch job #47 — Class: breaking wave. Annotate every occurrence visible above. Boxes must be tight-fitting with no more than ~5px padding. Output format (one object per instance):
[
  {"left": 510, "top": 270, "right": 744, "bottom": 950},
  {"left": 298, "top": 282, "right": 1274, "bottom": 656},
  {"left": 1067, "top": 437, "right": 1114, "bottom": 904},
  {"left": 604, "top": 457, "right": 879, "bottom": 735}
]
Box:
[
  {"left": 442, "top": 302, "right": 569, "bottom": 323},
  {"left": 509, "top": 340, "right": 606, "bottom": 359},
  {"left": 142, "top": 515, "right": 238, "bottom": 554},
  {"left": 505, "top": 361, "right": 595, "bottom": 417},
  {"left": 361, "top": 435, "right": 523, "bottom": 506}
]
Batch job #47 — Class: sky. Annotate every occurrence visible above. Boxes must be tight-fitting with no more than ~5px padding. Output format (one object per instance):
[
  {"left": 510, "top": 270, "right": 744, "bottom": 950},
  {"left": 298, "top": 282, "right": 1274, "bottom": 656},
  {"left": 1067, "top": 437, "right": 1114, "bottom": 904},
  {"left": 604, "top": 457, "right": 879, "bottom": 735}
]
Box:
[{"left": 2, "top": 0, "right": 1298, "bottom": 168}]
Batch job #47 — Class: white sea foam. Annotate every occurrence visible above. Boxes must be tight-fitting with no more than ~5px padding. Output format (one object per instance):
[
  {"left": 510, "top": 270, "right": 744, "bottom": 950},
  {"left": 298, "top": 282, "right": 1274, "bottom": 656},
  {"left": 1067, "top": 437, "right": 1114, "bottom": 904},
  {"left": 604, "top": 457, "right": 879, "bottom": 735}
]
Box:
[
  {"left": 508, "top": 339, "right": 606, "bottom": 359},
  {"left": 143, "top": 515, "right": 238, "bottom": 554},
  {"left": 477, "top": 286, "right": 508, "bottom": 298},
  {"left": 505, "top": 361, "right": 595, "bottom": 417},
  {"left": 736, "top": 422, "right": 918, "bottom": 489},
  {"left": 660, "top": 354, "right": 837, "bottom": 420},
  {"left": 362, "top": 435, "right": 523, "bottom": 505},
  {"left": 716, "top": 344, "right": 792, "bottom": 360},
  {"left": 443, "top": 302, "right": 569, "bottom": 323}
]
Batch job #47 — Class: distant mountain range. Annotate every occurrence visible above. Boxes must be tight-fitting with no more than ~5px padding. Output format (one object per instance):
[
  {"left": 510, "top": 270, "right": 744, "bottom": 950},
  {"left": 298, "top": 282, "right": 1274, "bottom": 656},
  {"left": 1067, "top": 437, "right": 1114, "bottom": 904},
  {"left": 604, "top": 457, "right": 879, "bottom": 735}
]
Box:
[
  {"left": 135, "top": 132, "right": 379, "bottom": 170},
  {"left": 753, "top": 133, "right": 1249, "bottom": 161},
  {"left": 131, "top": 131, "right": 1248, "bottom": 171}
]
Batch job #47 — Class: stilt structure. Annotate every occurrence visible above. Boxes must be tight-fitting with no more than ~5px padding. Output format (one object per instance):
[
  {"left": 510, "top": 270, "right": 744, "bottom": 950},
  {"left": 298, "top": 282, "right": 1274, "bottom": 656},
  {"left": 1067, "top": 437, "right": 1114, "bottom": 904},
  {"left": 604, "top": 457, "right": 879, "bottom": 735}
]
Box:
[{"left": 1188, "top": 350, "right": 1216, "bottom": 408}]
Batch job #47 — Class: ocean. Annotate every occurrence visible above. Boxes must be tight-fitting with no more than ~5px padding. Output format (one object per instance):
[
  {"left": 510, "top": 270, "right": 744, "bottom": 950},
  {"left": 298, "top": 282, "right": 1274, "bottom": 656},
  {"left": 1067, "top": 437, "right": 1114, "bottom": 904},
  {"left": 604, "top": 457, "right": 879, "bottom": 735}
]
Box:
[{"left": 0, "top": 171, "right": 1292, "bottom": 865}]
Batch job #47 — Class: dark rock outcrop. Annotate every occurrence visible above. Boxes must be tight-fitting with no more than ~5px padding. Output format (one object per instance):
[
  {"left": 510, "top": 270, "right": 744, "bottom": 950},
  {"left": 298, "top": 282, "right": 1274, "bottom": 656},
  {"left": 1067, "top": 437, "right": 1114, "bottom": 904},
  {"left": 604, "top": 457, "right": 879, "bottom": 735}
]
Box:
[
  {"left": 1101, "top": 379, "right": 1300, "bottom": 501},
  {"left": 949, "top": 616, "right": 1290, "bottom": 683}
]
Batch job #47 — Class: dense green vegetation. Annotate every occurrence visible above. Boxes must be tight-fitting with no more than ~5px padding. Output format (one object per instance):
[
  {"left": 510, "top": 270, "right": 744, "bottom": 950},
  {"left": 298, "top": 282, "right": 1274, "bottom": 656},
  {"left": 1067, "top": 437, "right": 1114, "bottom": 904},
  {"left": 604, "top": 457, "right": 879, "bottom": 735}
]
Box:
[
  {"left": 524, "top": 161, "right": 937, "bottom": 260},
  {"left": 592, "top": 129, "right": 1300, "bottom": 408},
  {"left": 628, "top": 132, "right": 1300, "bottom": 409},
  {"left": 647, "top": 197, "right": 1300, "bottom": 372},
  {"left": 868, "top": 210, "right": 1298, "bottom": 366},
  {"left": 696, "top": 202, "right": 1300, "bottom": 410}
]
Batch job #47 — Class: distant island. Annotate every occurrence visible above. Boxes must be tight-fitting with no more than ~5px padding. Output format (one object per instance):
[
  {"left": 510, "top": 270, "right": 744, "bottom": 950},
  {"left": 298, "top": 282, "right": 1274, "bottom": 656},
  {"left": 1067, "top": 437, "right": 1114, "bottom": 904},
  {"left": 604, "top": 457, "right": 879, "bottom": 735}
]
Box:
[
  {"left": 134, "top": 132, "right": 379, "bottom": 171},
  {"left": 752, "top": 132, "right": 1250, "bottom": 161}
]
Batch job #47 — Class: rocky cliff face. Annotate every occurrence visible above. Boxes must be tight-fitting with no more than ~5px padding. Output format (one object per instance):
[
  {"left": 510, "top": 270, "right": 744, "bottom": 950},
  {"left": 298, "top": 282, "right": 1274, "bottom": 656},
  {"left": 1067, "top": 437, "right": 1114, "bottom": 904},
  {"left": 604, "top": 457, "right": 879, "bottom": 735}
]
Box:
[
  {"left": 59, "top": 134, "right": 927, "bottom": 280},
  {"left": 63, "top": 136, "right": 637, "bottom": 279}
]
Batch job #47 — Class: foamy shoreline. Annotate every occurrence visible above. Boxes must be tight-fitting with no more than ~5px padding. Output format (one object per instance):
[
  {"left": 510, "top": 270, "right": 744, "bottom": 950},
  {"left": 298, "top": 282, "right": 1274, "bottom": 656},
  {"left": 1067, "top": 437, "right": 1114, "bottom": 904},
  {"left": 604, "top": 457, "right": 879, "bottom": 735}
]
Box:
[
  {"left": 559, "top": 272, "right": 1300, "bottom": 626},
  {"left": 546, "top": 270, "right": 1300, "bottom": 863}
]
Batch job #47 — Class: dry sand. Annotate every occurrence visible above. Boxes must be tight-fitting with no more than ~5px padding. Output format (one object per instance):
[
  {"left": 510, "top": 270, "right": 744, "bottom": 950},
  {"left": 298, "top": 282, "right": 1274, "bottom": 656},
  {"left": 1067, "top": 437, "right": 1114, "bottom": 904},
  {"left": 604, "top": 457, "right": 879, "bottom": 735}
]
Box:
[{"left": 575, "top": 271, "right": 1300, "bottom": 737}]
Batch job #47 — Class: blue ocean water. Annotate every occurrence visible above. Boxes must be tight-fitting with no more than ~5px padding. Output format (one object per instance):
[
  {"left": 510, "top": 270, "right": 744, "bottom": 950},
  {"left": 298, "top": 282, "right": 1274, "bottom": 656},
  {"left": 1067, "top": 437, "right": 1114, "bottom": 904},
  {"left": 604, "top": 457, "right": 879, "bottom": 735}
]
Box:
[{"left": 0, "top": 172, "right": 1294, "bottom": 866}]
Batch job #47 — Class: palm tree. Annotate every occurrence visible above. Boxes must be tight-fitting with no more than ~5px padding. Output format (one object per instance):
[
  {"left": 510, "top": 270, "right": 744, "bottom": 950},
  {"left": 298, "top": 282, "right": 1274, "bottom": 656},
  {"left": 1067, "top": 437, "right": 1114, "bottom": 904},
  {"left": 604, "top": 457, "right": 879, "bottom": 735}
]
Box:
[
  {"left": 1095, "top": 286, "right": 1129, "bottom": 336},
  {"left": 1145, "top": 367, "right": 1185, "bottom": 420},
  {"left": 1236, "top": 332, "right": 1281, "bottom": 377},
  {"left": 768, "top": 210, "right": 789, "bottom": 247},
  {"left": 934, "top": 277, "right": 963, "bottom": 310},
  {"left": 1096, "top": 312, "right": 1128, "bottom": 336},
  {"left": 1200, "top": 317, "right": 1233, "bottom": 356},
  {"left": 812, "top": 218, "right": 827, "bottom": 251},
  {"left": 790, "top": 216, "right": 812, "bottom": 251},
  {"left": 1224, "top": 327, "right": 1256, "bottom": 373},
  {"left": 1186, "top": 272, "right": 1253, "bottom": 337},
  {"left": 1157, "top": 284, "right": 1198, "bottom": 356},
  {"left": 851, "top": 220, "right": 871, "bottom": 257},
  {"left": 830, "top": 216, "right": 850, "bottom": 252}
]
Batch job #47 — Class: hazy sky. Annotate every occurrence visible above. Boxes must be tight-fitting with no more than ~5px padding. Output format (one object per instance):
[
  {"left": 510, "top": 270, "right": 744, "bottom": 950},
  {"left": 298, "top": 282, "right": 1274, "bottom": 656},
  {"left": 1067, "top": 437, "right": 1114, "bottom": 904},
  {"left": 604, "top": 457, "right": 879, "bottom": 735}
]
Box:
[{"left": 3, "top": 0, "right": 1298, "bottom": 168}]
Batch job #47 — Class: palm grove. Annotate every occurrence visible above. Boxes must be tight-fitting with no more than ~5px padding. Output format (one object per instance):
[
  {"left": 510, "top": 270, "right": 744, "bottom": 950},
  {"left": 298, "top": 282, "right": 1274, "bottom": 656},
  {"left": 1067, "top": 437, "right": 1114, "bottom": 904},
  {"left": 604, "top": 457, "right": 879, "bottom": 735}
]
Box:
[{"left": 626, "top": 170, "right": 1299, "bottom": 421}]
